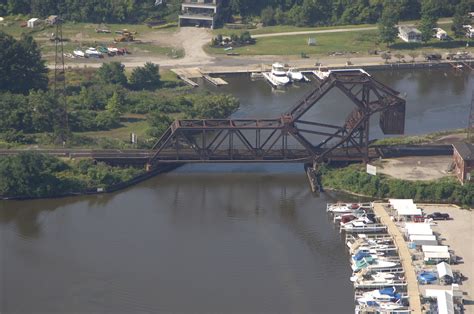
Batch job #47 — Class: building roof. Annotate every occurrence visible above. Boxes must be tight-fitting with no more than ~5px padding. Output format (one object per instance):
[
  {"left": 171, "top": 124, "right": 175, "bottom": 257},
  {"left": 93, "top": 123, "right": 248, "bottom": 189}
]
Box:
[
  {"left": 437, "top": 262, "right": 453, "bottom": 278},
  {"left": 405, "top": 222, "right": 433, "bottom": 235},
  {"left": 453, "top": 142, "right": 474, "bottom": 161},
  {"left": 28, "top": 18, "right": 39, "bottom": 22},
  {"left": 399, "top": 25, "right": 421, "bottom": 34},
  {"left": 425, "top": 289, "right": 454, "bottom": 314}
]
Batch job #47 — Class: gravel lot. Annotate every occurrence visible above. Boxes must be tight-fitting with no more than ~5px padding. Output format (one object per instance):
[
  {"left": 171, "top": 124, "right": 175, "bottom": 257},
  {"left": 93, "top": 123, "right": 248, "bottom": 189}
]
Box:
[{"left": 421, "top": 205, "right": 474, "bottom": 312}]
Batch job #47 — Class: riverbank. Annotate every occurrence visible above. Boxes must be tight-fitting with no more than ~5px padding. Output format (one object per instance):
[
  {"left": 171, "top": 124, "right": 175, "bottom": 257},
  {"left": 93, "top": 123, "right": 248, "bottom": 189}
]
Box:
[{"left": 321, "top": 164, "right": 473, "bottom": 208}]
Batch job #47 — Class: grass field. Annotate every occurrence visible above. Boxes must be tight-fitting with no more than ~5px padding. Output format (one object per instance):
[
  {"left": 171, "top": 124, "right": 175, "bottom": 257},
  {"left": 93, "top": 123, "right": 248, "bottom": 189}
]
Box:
[
  {"left": 0, "top": 16, "right": 180, "bottom": 60},
  {"left": 206, "top": 30, "right": 381, "bottom": 56},
  {"left": 207, "top": 25, "right": 473, "bottom": 57}
]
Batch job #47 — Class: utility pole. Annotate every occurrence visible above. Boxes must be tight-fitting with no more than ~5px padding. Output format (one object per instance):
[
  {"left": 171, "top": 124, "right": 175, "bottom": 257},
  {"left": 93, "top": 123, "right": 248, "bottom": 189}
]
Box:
[{"left": 53, "top": 17, "right": 69, "bottom": 144}]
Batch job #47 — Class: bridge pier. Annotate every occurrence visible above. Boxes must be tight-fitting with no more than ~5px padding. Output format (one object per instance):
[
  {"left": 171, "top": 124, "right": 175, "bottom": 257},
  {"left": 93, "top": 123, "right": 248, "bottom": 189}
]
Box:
[{"left": 304, "top": 162, "right": 323, "bottom": 194}]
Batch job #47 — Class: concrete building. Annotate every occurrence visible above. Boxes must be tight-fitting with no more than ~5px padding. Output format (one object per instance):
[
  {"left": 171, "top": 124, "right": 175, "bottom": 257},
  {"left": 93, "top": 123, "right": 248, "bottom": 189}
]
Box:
[
  {"left": 27, "top": 18, "right": 41, "bottom": 28},
  {"left": 453, "top": 142, "right": 474, "bottom": 184},
  {"left": 179, "top": 0, "right": 220, "bottom": 29},
  {"left": 398, "top": 26, "right": 422, "bottom": 43}
]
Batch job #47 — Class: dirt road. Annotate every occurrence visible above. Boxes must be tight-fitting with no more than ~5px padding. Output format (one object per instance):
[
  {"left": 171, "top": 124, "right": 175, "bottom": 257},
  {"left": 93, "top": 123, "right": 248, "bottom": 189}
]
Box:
[{"left": 377, "top": 156, "right": 454, "bottom": 181}]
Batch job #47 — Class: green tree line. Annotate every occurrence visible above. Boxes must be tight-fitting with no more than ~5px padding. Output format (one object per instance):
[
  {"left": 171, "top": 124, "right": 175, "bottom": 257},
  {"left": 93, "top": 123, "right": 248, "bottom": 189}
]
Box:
[
  {"left": 0, "top": 0, "right": 182, "bottom": 23},
  {"left": 0, "top": 152, "right": 144, "bottom": 198},
  {"left": 232, "top": 0, "right": 471, "bottom": 27},
  {"left": 322, "top": 164, "right": 473, "bottom": 208}
]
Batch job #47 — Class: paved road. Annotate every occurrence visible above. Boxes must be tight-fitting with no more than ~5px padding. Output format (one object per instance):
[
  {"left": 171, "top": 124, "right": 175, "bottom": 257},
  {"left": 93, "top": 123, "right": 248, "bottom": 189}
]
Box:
[{"left": 252, "top": 27, "right": 378, "bottom": 38}]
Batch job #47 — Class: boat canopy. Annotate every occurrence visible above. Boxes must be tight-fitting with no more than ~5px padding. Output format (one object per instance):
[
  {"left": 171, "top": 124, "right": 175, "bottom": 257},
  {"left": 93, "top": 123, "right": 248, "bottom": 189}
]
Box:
[
  {"left": 405, "top": 222, "right": 433, "bottom": 235},
  {"left": 424, "top": 251, "right": 451, "bottom": 260},
  {"left": 418, "top": 271, "right": 437, "bottom": 283},
  {"left": 389, "top": 199, "right": 422, "bottom": 216},
  {"left": 437, "top": 262, "right": 453, "bottom": 278},
  {"left": 425, "top": 289, "right": 455, "bottom": 314},
  {"left": 422, "top": 245, "right": 449, "bottom": 253}
]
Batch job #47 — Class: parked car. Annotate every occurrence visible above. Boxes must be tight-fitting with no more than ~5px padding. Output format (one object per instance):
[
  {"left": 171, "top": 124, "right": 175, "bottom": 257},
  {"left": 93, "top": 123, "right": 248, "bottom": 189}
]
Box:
[
  {"left": 426, "top": 212, "right": 450, "bottom": 220},
  {"left": 425, "top": 53, "right": 442, "bottom": 61}
]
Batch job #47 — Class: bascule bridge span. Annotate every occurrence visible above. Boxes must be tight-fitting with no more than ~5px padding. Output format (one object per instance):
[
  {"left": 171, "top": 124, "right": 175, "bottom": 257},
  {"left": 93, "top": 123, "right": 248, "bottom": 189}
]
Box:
[{"left": 148, "top": 70, "right": 406, "bottom": 175}]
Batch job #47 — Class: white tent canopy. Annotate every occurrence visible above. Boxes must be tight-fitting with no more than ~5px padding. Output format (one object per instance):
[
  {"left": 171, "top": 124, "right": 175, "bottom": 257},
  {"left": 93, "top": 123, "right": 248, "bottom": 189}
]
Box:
[
  {"left": 424, "top": 251, "right": 451, "bottom": 260},
  {"left": 389, "top": 199, "right": 422, "bottom": 216},
  {"left": 422, "top": 245, "right": 449, "bottom": 253},
  {"left": 409, "top": 234, "right": 438, "bottom": 245},
  {"left": 437, "top": 262, "right": 454, "bottom": 278},
  {"left": 425, "top": 289, "right": 454, "bottom": 314},
  {"left": 405, "top": 222, "right": 433, "bottom": 235}
]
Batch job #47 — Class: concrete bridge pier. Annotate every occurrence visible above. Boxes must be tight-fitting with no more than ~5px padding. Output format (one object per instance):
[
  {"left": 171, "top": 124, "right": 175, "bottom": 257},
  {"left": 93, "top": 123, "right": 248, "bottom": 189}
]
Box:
[{"left": 304, "top": 161, "right": 323, "bottom": 194}]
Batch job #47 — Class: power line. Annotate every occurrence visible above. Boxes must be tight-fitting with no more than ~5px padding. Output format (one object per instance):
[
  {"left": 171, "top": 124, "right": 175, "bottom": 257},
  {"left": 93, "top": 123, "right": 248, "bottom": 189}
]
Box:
[{"left": 53, "top": 17, "right": 69, "bottom": 145}]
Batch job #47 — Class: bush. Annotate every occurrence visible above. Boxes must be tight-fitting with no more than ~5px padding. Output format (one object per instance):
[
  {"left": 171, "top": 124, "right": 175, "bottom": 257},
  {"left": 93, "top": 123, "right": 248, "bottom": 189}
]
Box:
[{"left": 322, "top": 164, "right": 474, "bottom": 208}]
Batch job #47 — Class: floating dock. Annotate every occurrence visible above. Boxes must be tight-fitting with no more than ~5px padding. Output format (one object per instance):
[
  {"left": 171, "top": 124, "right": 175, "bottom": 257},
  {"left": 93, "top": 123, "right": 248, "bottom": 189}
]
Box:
[
  {"left": 171, "top": 68, "right": 201, "bottom": 87},
  {"left": 203, "top": 75, "right": 228, "bottom": 86}
]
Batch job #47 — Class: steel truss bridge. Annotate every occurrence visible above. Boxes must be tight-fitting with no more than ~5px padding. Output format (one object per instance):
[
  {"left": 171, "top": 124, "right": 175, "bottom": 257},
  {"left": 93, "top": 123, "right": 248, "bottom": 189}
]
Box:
[{"left": 149, "top": 70, "right": 406, "bottom": 168}]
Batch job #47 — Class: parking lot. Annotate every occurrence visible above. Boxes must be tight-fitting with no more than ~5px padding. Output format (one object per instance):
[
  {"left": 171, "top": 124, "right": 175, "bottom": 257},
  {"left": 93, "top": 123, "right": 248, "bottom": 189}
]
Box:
[{"left": 421, "top": 204, "right": 474, "bottom": 312}]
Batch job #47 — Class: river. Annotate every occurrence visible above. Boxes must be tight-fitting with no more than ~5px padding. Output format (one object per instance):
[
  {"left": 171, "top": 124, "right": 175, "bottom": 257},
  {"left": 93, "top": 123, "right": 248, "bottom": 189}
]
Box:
[{"left": 0, "top": 68, "right": 472, "bottom": 313}]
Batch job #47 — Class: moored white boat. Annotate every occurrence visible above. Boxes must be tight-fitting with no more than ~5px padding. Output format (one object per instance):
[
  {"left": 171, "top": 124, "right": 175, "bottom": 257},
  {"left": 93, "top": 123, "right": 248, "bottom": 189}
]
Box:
[
  {"left": 263, "top": 63, "right": 290, "bottom": 87},
  {"left": 341, "top": 221, "right": 387, "bottom": 233},
  {"left": 287, "top": 68, "right": 308, "bottom": 82}
]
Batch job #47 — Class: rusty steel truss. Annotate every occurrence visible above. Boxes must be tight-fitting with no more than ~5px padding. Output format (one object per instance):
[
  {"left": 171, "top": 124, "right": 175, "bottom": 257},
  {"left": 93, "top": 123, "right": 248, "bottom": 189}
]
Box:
[{"left": 149, "top": 70, "right": 406, "bottom": 166}]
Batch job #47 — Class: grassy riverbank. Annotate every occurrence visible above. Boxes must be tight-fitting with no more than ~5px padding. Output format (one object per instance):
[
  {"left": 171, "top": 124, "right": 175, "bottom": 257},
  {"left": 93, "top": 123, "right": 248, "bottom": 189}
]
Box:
[
  {"left": 322, "top": 164, "right": 473, "bottom": 208},
  {"left": 209, "top": 20, "right": 473, "bottom": 57},
  {"left": 372, "top": 129, "right": 468, "bottom": 146}
]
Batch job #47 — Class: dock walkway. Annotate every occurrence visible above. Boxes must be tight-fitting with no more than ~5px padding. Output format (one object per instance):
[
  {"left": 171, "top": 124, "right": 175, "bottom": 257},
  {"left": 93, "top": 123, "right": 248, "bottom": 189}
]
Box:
[{"left": 372, "top": 203, "right": 422, "bottom": 313}]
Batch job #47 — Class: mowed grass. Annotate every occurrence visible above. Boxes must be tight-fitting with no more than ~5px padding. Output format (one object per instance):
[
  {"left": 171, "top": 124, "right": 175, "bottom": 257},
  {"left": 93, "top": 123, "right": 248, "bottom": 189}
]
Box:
[
  {"left": 207, "top": 30, "right": 381, "bottom": 56},
  {"left": 1, "top": 16, "right": 181, "bottom": 59},
  {"left": 213, "top": 23, "right": 376, "bottom": 37},
  {"left": 81, "top": 115, "right": 149, "bottom": 141},
  {"left": 207, "top": 25, "right": 474, "bottom": 56}
]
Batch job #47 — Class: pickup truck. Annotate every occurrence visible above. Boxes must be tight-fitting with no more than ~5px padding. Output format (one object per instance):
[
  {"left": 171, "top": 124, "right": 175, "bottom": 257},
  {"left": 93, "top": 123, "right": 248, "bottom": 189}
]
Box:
[{"left": 426, "top": 212, "right": 450, "bottom": 220}]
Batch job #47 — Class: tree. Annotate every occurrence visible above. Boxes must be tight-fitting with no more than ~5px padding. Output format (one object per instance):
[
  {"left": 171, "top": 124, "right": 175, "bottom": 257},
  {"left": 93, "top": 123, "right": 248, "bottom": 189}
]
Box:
[
  {"left": 129, "top": 62, "right": 161, "bottom": 91},
  {"left": 381, "top": 52, "right": 392, "bottom": 63},
  {"left": 261, "top": 6, "right": 275, "bottom": 26},
  {"left": 105, "top": 91, "right": 124, "bottom": 120},
  {"left": 96, "top": 62, "right": 127, "bottom": 86},
  {"left": 407, "top": 51, "right": 419, "bottom": 62},
  {"left": 419, "top": 15, "right": 437, "bottom": 42},
  {"left": 0, "top": 153, "right": 68, "bottom": 197},
  {"left": 0, "top": 32, "right": 48, "bottom": 94},
  {"left": 147, "top": 112, "right": 173, "bottom": 140},
  {"left": 451, "top": 0, "right": 470, "bottom": 38},
  {"left": 419, "top": 0, "right": 439, "bottom": 42},
  {"left": 394, "top": 53, "right": 405, "bottom": 62},
  {"left": 378, "top": 1, "right": 400, "bottom": 47}
]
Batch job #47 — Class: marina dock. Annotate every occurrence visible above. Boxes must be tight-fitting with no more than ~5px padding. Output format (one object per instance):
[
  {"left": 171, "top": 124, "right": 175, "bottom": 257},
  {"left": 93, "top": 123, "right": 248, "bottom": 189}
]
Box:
[
  {"left": 203, "top": 75, "right": 228, "bottom": 86},
  {"left": 372, "top": 202, "right": 423, "bottom": 313}
]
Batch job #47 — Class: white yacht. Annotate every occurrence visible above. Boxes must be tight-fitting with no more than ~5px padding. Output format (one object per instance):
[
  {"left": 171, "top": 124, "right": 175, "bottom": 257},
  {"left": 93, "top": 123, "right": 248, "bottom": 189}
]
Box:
[
  {"left": 287, "top": 68, "right": 308, "bottom": 82},
  {"left": 263, "top": 63, "right": 290, "bottom": 87}
]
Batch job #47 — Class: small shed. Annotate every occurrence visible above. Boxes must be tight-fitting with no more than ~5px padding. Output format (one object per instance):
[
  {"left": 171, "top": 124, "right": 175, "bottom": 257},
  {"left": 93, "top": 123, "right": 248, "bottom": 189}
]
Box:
[
  {"left": 409, "top": 234, "right": 438, "bottom": 246},
  {"left": 307, "top": 37, "right": 316, "bottom": 46},
  {"left": 405, "top": 222, "right": 433, "bottom": 236},
  {"left": 27, "top": 18, "right": 41, "bottom": 28},
  {"left": 437, "top": 262, "right": 454, "bottom": 284},
  {"left": 398, "top": 26, "right": 422, "bottom": 43},
  {"left": 425, "top": 289, "right": 455, "bottom": 314},
  {"left": 424, "top": 251, "right": 451, "bottom": 263},
  {"left": 452, "top": 142, "right": 474, "bottom": 184},
  {"left": 434, "top": 28, "right": 448, "bottom": 40},
  {"left": 46, "top": 15, "right": 59, "bottom": 25},
  {"left": 422, "top": 245, "right": 449, "bottom": 253}
]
